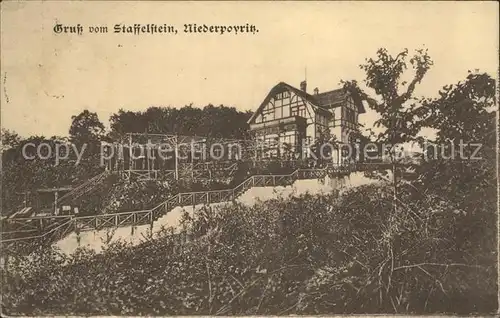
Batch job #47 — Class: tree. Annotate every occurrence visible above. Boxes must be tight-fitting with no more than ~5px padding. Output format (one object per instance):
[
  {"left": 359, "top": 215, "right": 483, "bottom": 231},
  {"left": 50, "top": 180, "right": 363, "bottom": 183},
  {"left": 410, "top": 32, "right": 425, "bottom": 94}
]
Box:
[
  {"left": 109, "top": 109, "right": 148, "bottom": 138},
  {"left": 1, "top": 128, "right": 22, "bottom": 152},
  {"left": 309, "top": 126, "right": 337, "bottom": 167},
  {"left": 400, "top": 72, "right": 497, "bottom": 314},
  {"left": 416, "top": 72, "right": 496, "bottom": 246},
  {"left": 69, "top": 110, "right": 105, "bottom": 145},
  {"left": 109, "top": 104, "right": 252, "bottom": 140},
  {"left": 68, "top": 110, "right": 106, "bottom": 175},
  {"left": 423, "top": 71, "right": 496, "bottom": 156},
  {"left": 340, "top": 48, "right": 434, "bottom": 307},
  {"left": 341, "top": 51, "right": 497, "bottom": 313},
  {"left": 342, "top": 48, "right": 433, "bottom": 206}
]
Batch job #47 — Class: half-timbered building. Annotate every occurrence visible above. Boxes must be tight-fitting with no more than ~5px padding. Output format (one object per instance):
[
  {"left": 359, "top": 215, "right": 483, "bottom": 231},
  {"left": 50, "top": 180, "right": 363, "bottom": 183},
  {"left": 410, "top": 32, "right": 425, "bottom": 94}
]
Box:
[{"left": 247, "top": 80, "right": 366, "bottom": 162}]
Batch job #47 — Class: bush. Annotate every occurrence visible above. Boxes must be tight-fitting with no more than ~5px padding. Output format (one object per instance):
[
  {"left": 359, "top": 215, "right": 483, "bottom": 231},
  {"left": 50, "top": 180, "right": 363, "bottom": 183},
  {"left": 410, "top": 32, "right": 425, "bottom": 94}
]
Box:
[{"left": 2, "top": 173, "right": 496, "bottom": 315}]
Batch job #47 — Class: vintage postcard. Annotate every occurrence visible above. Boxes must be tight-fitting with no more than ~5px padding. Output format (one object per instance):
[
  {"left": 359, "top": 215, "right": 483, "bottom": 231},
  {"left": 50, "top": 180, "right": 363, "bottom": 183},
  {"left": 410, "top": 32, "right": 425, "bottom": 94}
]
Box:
[{"left": 1, "top": 1, "right": 498, "bottom": 316}]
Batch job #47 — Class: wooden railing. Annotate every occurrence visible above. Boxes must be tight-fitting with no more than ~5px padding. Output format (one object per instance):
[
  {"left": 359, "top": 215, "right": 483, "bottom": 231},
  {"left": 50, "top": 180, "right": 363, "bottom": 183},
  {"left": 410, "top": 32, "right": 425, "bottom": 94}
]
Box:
[
  {"left": 1, "top": 216, "right": 74, "bottom": 245},
  {"left": 1, "top": 163, "right": 389, "bottom": 247},
  {"left": 179, "top": 161, "right": 239, "bottom": 180}
]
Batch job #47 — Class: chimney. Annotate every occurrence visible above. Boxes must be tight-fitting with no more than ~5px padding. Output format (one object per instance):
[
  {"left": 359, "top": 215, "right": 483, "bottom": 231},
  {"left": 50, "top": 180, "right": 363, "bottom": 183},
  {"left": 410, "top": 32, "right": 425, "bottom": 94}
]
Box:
[
  {"left": 300, "top": 80, "right": 307, "bottom": 92},
  {"left": 314, "top": 87, "right": 319, "bottom": 95}
]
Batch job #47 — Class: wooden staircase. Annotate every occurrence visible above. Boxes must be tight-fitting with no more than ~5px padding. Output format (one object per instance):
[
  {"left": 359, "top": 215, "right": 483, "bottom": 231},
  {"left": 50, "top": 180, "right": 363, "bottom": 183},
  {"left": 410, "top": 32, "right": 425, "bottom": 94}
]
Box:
[
  {"left": 55, "top": 171, "right": 109, "bottom": 209},
  {"left": 2, "top": 163, "right": 384, "bottom": 248}
]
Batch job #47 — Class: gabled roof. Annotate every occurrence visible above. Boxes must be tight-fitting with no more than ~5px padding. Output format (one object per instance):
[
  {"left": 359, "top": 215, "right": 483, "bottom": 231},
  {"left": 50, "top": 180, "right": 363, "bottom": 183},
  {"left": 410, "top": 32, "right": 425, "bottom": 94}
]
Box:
[
  {"left": 312, "top": 87, "right": 366, "bottom": 113},
  {"left": 314, "top": 89, "right": 346, "bottom": 108},
  {"left": 248, "top": 82, "right": 365, "bottom": 124}
]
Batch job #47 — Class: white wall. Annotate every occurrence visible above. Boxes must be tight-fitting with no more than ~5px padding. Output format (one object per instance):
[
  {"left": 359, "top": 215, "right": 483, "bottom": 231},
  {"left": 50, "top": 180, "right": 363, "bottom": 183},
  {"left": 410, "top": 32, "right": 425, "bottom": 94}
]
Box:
[{"left": 55, "top": 172, "right": 383, "bottom": 256}]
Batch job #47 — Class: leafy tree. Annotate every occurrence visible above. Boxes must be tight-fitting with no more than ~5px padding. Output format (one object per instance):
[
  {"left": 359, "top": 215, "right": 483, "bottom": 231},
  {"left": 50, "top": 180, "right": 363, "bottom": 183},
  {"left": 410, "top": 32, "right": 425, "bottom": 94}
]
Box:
[
  {"left": 109, "top": 109, "right": 147, "bottom": 137},
  {"left": 422, "top": 71, "right": 496, "bottom": 158},
  {"left": 341, "top": 50, "right": 496, "bottom": 312},
  {"left": 69, "top": 110, "right": 105, "bottom": 145},
  {"left": 342, "top": 48, "right": 433, "bottom": 207},
  {"left": 2, "top": 135, "right": 73, "bottom": 214},
  {"left": 199, "top": 104, "right": 252, "bottom": 139},
  {"left": 414, "top": 72, "right": 496, "bottom": 207},
  {"left": 2, "top": 111, "right": 107, "bottom": 215},
  {"left": 309, "top": 124, "right": 340, "bottom": 167},
  {"left": 109, "top": 104, "right": 252, "bottom": 140},
  {"left": 68, "top": 110, "right": 106, "bottom": 176},
  {"left": 416, "top": 72, "right": 497, "bottom": 276},
  {"left": 1, "top": 128, "right": 22, "bottom": 152}
]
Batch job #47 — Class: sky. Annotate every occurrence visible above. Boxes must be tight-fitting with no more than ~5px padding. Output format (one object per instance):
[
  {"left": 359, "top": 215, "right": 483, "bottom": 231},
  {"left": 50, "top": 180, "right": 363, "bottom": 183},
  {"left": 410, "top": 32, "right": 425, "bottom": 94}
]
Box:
[{"left": 1, "top": 1, "right": 498, "bottom": 138}]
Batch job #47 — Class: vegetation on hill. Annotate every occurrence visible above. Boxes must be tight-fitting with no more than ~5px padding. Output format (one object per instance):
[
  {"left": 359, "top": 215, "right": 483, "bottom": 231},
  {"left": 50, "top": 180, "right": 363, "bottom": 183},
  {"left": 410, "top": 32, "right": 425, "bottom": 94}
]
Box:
[
  {"left": 1, "top": 48, "right": 497, "bottom": 315},
  {"left": 2, "top": 169, "right": 496, "bottom": 315},
  {"left": 109, "top": 104, "right": 252, "bottom": 139},
  {"left": 1, "top": 104, "right": 252, "bottom": 216}
]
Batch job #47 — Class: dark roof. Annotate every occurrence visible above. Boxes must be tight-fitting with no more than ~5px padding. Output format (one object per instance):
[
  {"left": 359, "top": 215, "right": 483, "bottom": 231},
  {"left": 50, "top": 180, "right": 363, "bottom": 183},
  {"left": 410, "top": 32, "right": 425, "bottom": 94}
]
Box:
[
  {"left": 269, "top": 82, "right": 337, "bottom": 112},
  {"left": 313, "top": 89, "right": 346, "bottom": 108},
  {"left": 282, "top": 82, "right": 365, "bottom": 113},
  {"left": 280, "top": 82, "right": 318, "bottom": 106},
  {"left": 248, "top": 81, "right": 365, "bottom": 124}
]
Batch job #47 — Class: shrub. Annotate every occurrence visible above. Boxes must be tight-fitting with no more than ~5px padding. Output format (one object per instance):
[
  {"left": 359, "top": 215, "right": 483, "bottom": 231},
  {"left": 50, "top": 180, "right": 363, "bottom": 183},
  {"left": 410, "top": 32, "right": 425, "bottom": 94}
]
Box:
[{"left": 2, "top": 174, "right": 496, "bottom": 315}]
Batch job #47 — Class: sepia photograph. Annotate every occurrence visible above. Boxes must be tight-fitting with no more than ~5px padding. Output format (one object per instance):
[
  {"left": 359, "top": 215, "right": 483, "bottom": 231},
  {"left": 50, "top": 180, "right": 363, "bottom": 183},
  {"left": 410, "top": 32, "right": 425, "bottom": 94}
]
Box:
[{"left": 1, "top": 1, "right": 499, "bottom": 316}]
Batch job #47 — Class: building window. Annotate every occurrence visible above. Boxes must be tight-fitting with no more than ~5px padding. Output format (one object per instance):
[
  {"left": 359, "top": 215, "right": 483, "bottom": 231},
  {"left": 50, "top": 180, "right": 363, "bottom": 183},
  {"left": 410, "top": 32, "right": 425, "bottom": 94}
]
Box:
[
  {"left": 262, "top": 103, "right": 274, "bottom": 122},
  {"left": 316, "top": 114, "right": 329, "bottom": 126},
  {"left": 283, "top": 104, "right": 290, "bottom": 117},
  {"left": 274, "top": 106, "right": 281, "bottom": 119},
  {"left": 292, "top": 107, "right": 305, "bottom": 117},
  {"left": 276, "top": 91, "right": 290, "bottom": 100},
  {"left": 345, "top": 108, "right": 355, "bottom": 124}
]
